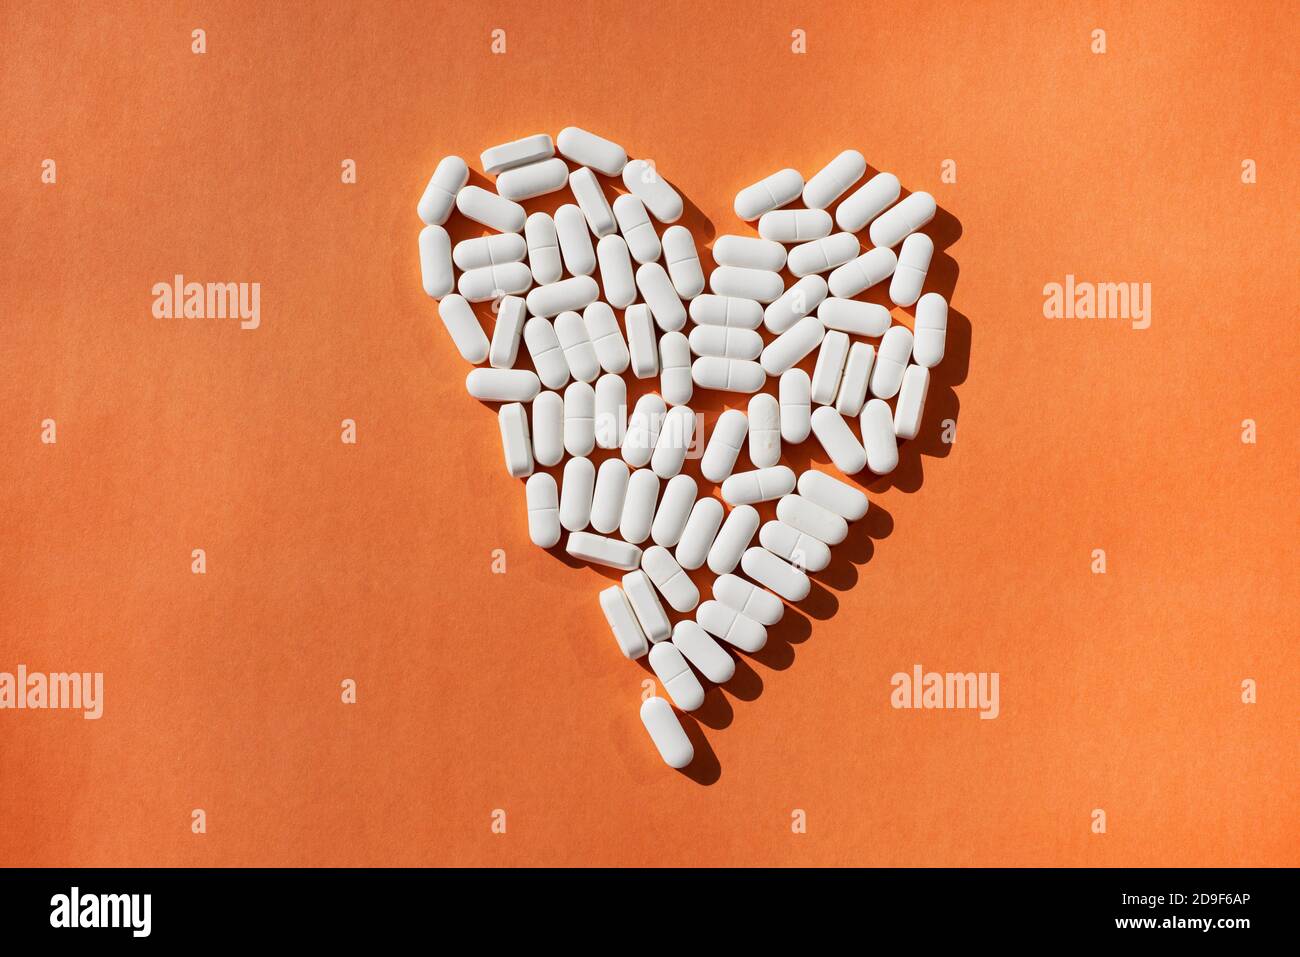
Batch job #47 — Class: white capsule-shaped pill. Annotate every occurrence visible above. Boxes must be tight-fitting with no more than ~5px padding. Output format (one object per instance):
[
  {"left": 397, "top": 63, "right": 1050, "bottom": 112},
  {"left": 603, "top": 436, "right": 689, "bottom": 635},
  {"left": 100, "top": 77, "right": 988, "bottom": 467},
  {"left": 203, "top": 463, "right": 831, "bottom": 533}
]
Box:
[
  {"left": 457, "top": 261, "right": 532, "bottom": 302},
  {"left": 700, "top": 409, "right": 748, "bottom": 483},
  {"left": 713, "top": 574, "right": 784, "bottom": 626},
  {"left": 779, "top": 369, "right": 812, "bottom": 443},
  {"left": 810, "top": 329, "right": 851, "bottom": 406},
  {"left": 708, "top": 504, "right": 760, "bottom": 575},
  {"left": 696, "top": 599, "right": 767, "bottom": 653},
  {"left": 553, "top": 310, "right": 599, "bottom": 383},
  {"left": 777, "top": 493, "right": 848, "bottom": 546},
  {"left": 675, "top": 497, "right": 725, "bottom": 571},
  {"left": 652, "top": 474, "right": 697, "bottom": 547},
  {"left": 836, "top": 171, "right": 901, "bottom": 233},
  {"left": 418, "top": 225, "right": 454, "bottom": 298},
  {"left": 568, "top": 531, "right": 642, "bottom": 571},
  {"left": 827, "top": 246, "right": 897, "bottom": 298},
  {"left": 758, "top": 208, "right": 833, "bottom": 243},
  {"left": 651, "top": 403, "right": 695, "bottom": 479},
  {"left": 662, "top": 225, "right": 705, "bottom": 299},
  {"left": 760, "top": 315, "right": 825, "bottom": 376},
  {"left": 437, "top": 294, "right": 490, "bottom": 364},
  {"left": 582, "top": 301, "right": 629, "bottom": 375},
  {"left": 556, "top": 126, "right": 627, "bottom": 176},
  {"left": 590, "top": 458, "right": 630, "bottom": 533},
  {"left": 747, "top": 393, "right": 781, "bottom": 468},
  {"left": 489, "top": 295, "right": 527, "bottom": 369},
  {"left": 760, "top": 520, "right": 831, "bottom": 572},
  {"left": 454, "top": 232, "right": 527, "bottom": 271},
  {"left": 713, "top": 235, "right": 787, "bottom": 272},
  {"left": 568, "top": 166, "right": 617, "bottom": 237},
  {"left": 642, "top": 545, "right": 699, "bottom": 612},
  {"left": 741, "top": 547, "right": 810, "bottom": 603},
  {"left": 860, "top": 398, "right": 899, "bottom": 474},
  {"left": 649, "top": 642, "right": 705, "bottom": 710},
  {"left": 611, "top": 193, "right": 661, "bottom": 265},
  {"left": 417, "top": 155, "right": 470, "bottom": 226},
  {"left": 763, "top": 274, "right": 828, "bottom": 335},
  {"left": 710, "top": 265, "right": 785, "bottom": 304},
  {"left": 455, "top": 185, "right": 526, "bottom": 233},
  {"left": 810, "top": 406, "right": 866, "bottom": 474},
  {"left": 797, "top": 469, "right": 869, "bottom": 521},
  {"left": 600, "top": 585, "right": 648, "bottom": 659},
  {"left": 466, "top": 368, "right": 541, "bottom": 403},
  {"left": 637, "top": 263, "right": 687, "bottom": 333},
  {"left": 524, "top": 212, "right": 563, "bottom": 285},
  {"left": 913, "top": 293, "right": 948, "bottom": 368},
  {"left": 658, "top": 333, "right": 693, "bottom": 407},
  {"left": 522, "top": 315, "right": 570, "bottom": 390},
  {"left": 563, "top": 380, "right": 595, "bottom": 456},
  {"left": 625, "top": 303, "right": 659, "bottom": 379},
  {"left": 559, "top": 455, "right": 595, "bottom": 531},
  {"left": 889, "top": 232, "right": 933, "bottom": 307},
  {"left": 787, "top": 232, "right": 860, "bottom": 278},
  {"left": 734, "top": 167, "right": 804, "bottom": 221},
  {"left": 803, "top": 149, "right": 866, "bottom": 210},
  {"left": 639, "top": 696, "right": 692, "bottom": 768},
  {"left": 721, "top": 465, "right": 796, "bottom": 505},
  {"left": 595, "top": 234, "right": 636, "bottom": 309},
  {"left": 525, "top": 473, "right": 561, "bottom": 548},
  {"left": 622, "top": 392, "right": 666, "bottom": 468},
  {"left": 893, "top": 364, "right": 929, "bottom": 441},
  {"left": 869, "top": 191, "right": 936, "bottom": 248},
  {"left": 623, "top": 569, "right": 672, "bottom": 644},
  {"left": 498, "top": 402, "right": 533, "bottom": 478},
  {"left": 689, "top": 294, "right": 764, "bottom": 329},
  {"left": 689, "top": 325, "right": 762, "bottom": 360},
  {"left": 554, "top": 203, "right": 596, "bottom": 277},
  {"left": 531, "top": 390, "right": 564, "bottom": 467},
  {"left": 594, "top": 373, "right": 626, "bottom": 450},
  {"left": 481, "top": 133, "right": 554, "bottom": 175},
  {"left": 818, "top": 297, "right": 892, "bottom": 337},
  {"left": 691, "top": 357, "right": 766, "bottom": 393},
  {"left": 622, "top": 159, "right": 683, "bottom": 223},
  {"left": 671, "top": 619, "right": 734, "bottom": 684},
  {"left": 870, "top": 325, "right": 913, "bottom": 399},
  {"left": 496, "top": 157, "right": 569, "bottom": 201},
  {"left": 834, "top": 341, "right": 874, "bottom": 416},
  {"left": 526, "top": 275, "right": 599, "bottom": 318}
]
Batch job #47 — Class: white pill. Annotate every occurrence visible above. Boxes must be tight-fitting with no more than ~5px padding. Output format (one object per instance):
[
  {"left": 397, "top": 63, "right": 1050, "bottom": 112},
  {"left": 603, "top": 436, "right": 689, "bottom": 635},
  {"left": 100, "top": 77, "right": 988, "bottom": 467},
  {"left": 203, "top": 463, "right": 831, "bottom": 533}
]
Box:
[
  {"left": 889, "top": 232, "right": 933, "bottom": 307},
  {"left": 457, "top": 261, "right": 532, "bottom": 302},
  {"left": 649, "top": 642, "right": 705, "bottom": 710},
  {"left": 747, "top": 393, "right": 781, "bottom": 468},
  {"left": 498, "top": 402, "right": 533, "bottom": 478},
  {"left": 870, "top": 325, "right": 913, "bottom": 399},
  {"left": 691, "top": 357, "right": 766, "bottom": 393},
  {"left": 455, "top": 185, "right": 526, "bottom": 233},
  {"left": 763, "top": 274, "right": 828, "bottom": 335},
  {"left": 526, "top": 276, "right": 599, "bottom": 318},
  {"left": 708, "top": 504, "right": 760, "bottom": 575},
  {"left": 557, "top": 126, "right": 627, "bottom": 177},
  {"left": 734, "top": 167, "right": 804, "bottom": 221},
  {"left": 466, "top": 368, "right": 541, "bottom": 403},
  {"left": 480, "top": 133, "right": 554, "bottom": 175},
  {"left": 689, "top": 325, "right": 762, "bottom": 360},
  {"left": 828, "top": 246, "right": 897, "bottom": 298},
  {"left": 701, "top": 409, "right": 748, "bottom": 483},
  {"left": 489, "top": 295, "right": 527, "bottom": 369},
  {"left": 869, "top": 191, "right": 936, "bottom": 248},
  {"left": 760, "top": 520, "right": 830, "bottom": 572},
  {"left": 437, "top": 294, "right": 490, "bottom": 364},
  {"left": 418, "top": 225, "right": 454, "bottom": 298},
  {"left": 798, "top": 469, "right": 868, "bottom": 521},
  {"left": 713, "top": 235, "right": 787, "bottom": 271},
  {"left": 675, "top": 497, "right": 725, "bottom": 570},
  {"left": 611, "top": 194, "right": 661, "bottom": 265},
  {"left": 523, "top": 316, "right": 570, "bottom": 390},
  {"left": 760, "top": 315, "right": 825, "bottom": 376},
  {"left": 525, "top": 473, "right": 561, "bottom": 548},
  {"left": 810, "top": 406, "right": 867, "bottom": 474},
  {"left": 818, "top": 297, "right": 892, "bottom": 337},
  {"left": 651, "top": 403, "right": 695, "bottom": 478},
  {"left": 721, "top": 465, "right": 796, "bottom": 505},
  {"left": 777, "top": 493, "right": 848, "bottom": 545},
  {"left": 600, "top": 585, "right": 648, "bottom": 659},
  {"left": 569, "top": 531, "right": 642, "bottom": 571},
  {"left": 568, "top": 166, "right": 617, "bottom": 237},
  {"left": 689, "top": 294, "right": 764, "bottom": 329},
  {"left": 497, "top": 157, "right": 569, "bottom": 201},
  {"left": 582, "top": 301, "right": 629, "bottom": 375},
  {"left": 913, "top": 293, "right": 948, "bottom": 368},
  {"left": 417, "top": 155, "right": 469, "bottom": 226},
  {"left": 713, "top": 574, "right": 784, "bottom": 625},
  {"left": 834, "top": 341, "right": 874, "bottom": 416},
  {"left": 594, "top": 373, "right": 626, "bottom": 450},
  {"left": 554, "top": 310, "right": 600, "bottom": 383},
  {"left": 787, "top": 232, "right": 860, "bottom": 278},
  {"left": 595, "top": 234, "right": 636, "bottom": 308},
  {"left": 836, "top": 171, "right": 901, "bottom": 232},
  {"left": 658, "top": 333, "right": 693, "bottom": 407},
  {"left": 642, "top": 545, "right": 699, "bottom": 612},
  {"left": 639, "top": 696, "right": 692, "bottom": 768},
  {"left": 454, "top": 232, "right": 526, "bottom": 271},
  {"left": 622, "top": 159, "right": 683, "bottom": 223},
  {"left": 623, "top": 570, "right": 671, "bottom": 644},
  {"left": 637, "top": 263, "right": 687, "bottom": 333},
  {"left": 894, "top": 364, "right": 929, "bottom": 441},
  {"left": 559, "top": 455, "right": 595, "bottom": 531},
  {"left": 861, "top": 398, "right": 899, "bottom": 474},
  {"left": 671, "top": 619, "right": 734, "bottom": 684},
  {"left": 803, "top": 149, "right": 866, "bottom": 210},
  {"left": 710, "top": 265, "right": 785, "bottom": 304},
  {"left": 626, "top": 304, "right": 659, "bottom": 379},
  {"left": 622, "top": 392, "right": 666, "bottom": 467},
  {"left": 590, "top": 458, "right": 630, "bottom": 533},
  {"left": 697, "top": 599, "right": 767, "bottom": 653},
  {"left": 810, "top": 329, "right": 851, "bottom": 405},
  {"left": 524, "top": 212, "right": 563, "bottom": 285},
  {"left": 531, "top": 390, "right": 564, "bottom": 467},
  {"left": 563, "top": 380, "right": 596, "bottom": 456},
  {"left": 662, "top": 225, "right": 705, "bottom": 299},
  {"left": 758, "top": 208, "right": 833, "bottom": 243},
  {"left": 741, "top": 547, "right": 810, "bottom": 602},
  {"left": 652, "top": 474, "right": 697, "bottom": 547},
  {"left": 779, "top": 369, "right": 812, "bottom": 443},
  {"left": 554, "top": 203, "right": 596, "bottom": 277}
]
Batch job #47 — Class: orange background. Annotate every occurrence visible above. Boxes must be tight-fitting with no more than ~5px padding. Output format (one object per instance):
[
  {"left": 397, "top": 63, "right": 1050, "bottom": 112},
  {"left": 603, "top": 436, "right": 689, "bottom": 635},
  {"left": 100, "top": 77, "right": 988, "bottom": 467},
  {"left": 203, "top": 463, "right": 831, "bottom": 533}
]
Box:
[{"left": 1, "top": 0, "right": 1296, "bottom": 866}]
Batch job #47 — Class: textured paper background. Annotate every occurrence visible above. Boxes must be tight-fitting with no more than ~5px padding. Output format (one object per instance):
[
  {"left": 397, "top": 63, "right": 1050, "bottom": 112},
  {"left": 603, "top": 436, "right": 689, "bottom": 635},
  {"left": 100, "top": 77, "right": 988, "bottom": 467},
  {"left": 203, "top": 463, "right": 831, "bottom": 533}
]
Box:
[{"left": 0, "top": 0, "right": 1295, "bottom": 866}]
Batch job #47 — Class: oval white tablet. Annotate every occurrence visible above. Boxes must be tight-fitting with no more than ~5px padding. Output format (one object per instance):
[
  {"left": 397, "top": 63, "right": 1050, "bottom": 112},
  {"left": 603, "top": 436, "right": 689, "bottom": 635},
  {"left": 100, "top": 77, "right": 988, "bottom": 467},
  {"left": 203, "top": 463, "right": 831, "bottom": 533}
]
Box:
[
  {"left": 869, "top": 325, "right": 913, "bottom": 399},
  {"left": 894, "top": 363, "right": 929, "bottom": 441},
  {"left": 554, "top": 310, "right": 600, "bottom": 383},
  {"left": 696, "top": 599, "right": 767, "bottom": 653},
  {"left": 689, "top": 325, "right": 762, "bottom": 360},
  {"left": 563, "top": 380, "right": 596, "bottom": 456},
  {"left": 759, "top": 520, "right": 831, "bottom": 572},
  {"left": 623, "top": 159, "right": 683, "bottom": 223},
  {"left": 810, "top": 330, "right": 851, "bottom": 406},
  {"left": 600, "top": 585, "right": 648, "bottom": 659},
  {"left": 457, "top": 261, "right": 533, "bottom": 302},
  {"left": 713, "top": 574, "right": 784, "bottom": 625},
  {"left": 662, "top": 225, "right": 705, "bottom": 299},
  {"left": 418, "top": 225, "right": 454, "bottom": 298},
  {"left": 625, "top": 303, "right": 659, "bottom": 379},
  {"left": 834, "top": 341, "right": 874, "bottom": 416},
  {"left": 659, "top": 333, "right": 693, "bottom": 408},
  {"left": 649, "top": 642, "right": 706, "bottom": 711},
  {"left": 675, "top": 497, "right": 725, "bottom": 570},
  {"left": 810, "top": 406, "right": 867, "bottom": 474},
  {"left": 828, "top": 246, "right": 897, "bottom": 298},
  {"left": 523, "top": 315, "right": 571, "bottom": 390},
  {"left": 747, "top": 393, "right": 781, "bottom": 468},
  {"left": 651, "top": 474, "right": 697, "bottom": 547},
  {"left": 721, "top": 465, "right": 796, "bottom": 505},
  {"left": 689, "top": 294, "right": 764, "bottom": 329},
  {"left": 594, "top": 373, "right": 626, "bottom": 449},
  {"left": 779, "top": 369, "right": 812, "bottom": 443},
  {"left": 758, "top": 208, "right": 833, "bottom": 243},
  {"left": 455, "top": 185, "right": 526, "bottom": 233},
  {"left": 787, "top": 232, "right": 860, "bottom": 278},
  {"left": 836, "top": 171, "right": 901, "bottom": 233},
  {"left": 525, "top": 473, "right": 561, "bottom": 548},
  {"left": 481, "top": 134, "right": 554, "bottom": 175},
  {"left": 818, "top": 297, "right": 891, "bottom": 337},
  {"left": 497, "top": 157, "right": 569, "bottom": 201},
  {"left": 913, "top": 293, "right": 948, "bottom": 368},
  {"left": 498, "top": 403, "right": 533, "bottom": 478},
  {"left": 526, "top": 276, "right": 599, "bottom": 318},
  {"left": 869, "top": 191, "right": 936, "bottom": 248},
  {"left": 803, "top": 149, "right": 866, "bottom": 210},
  {"left": 734, "top": 167, "right": 804, "bottom": 221},
  {"left": 622, "top": 393, "right": 666, "bottom": 467},
  {"left": 700, "top": 409, "right": 748, "bottom": 483},
  {"left": 860, "top": 398, "right": 899, "bottom": 474},
  {"left": 764, "top": 274, "right": 829, "bottom": 335},
  {"left": 713, "top": 235, "right": 787, "bottom": 272},
  {"left": 650, "top": 403, "right": 695, "bottom": 479},
  {"left": 637, "top": 262, "right": 687, "bottom": 333},
  {"left": 557, "top": 126, "right": 628, "bottom": 176},
  {"left": 489, "top": 295, "right": 527, "bottom": 369},
  {"left": 437, "top": 294, "right": 490, "bottom": 364},
  {"left": 889, "top": 232, "right": 933, "bottom": 307},
  {"left": 559, "top": 455, "right": 595, "bottom": 531},
  {"left": 709, "top": 265, "right": 785, "bottom": 304},
  {"left": 568, "top": 166, "right": 617, "bottom": 237},
  {"left": 707, "top": 504, "right": 760, "bottom": 575},
  {"left": 531, "top": 390, "right": 564, "bottom": 467},
  {"left": 777, "top": 493, "right": 848, "bottom": 545},
  {"left": 691, "top": 357, "right": 766, "bottom": 393},
  {"left": 554, "top": 203, "right": 596, "bottom": 277},
  {"left": 454, "top": 232, "right": 526, "bottom": 271},
  {"left": 642, "top": 544, "right": 699, "bottom": 613},
  {"left": 671, "top": 619, "right": 735, "bottom": 684},
  {"left": 797, "top": 469, "right": 869, "bottom": 521},
  {"left": 593, "top": 234, "right": 636, "bottom": 309},
  {"left": 620, "top": 468, "right": 659, "bottom": 544},
  {"left": 760, "top": 315, "right": 825, "bottom": 376},
  {"left": 525, "top": 212, "right": 563, "bottom": 285},
  {"left": 568, "top": 530, "right": 643, "bottom": 570},
  {"left": 418, "top": 155, "right": 469, "bottom": 226},
  {"left": 639, "top": 696, "right": 692, "bottom": 768},
  {"left": 582, "top": 301, "right": 630, "bottom": 375},
  {"left": 590, "top": 458, "right": 630, "bottom": 533},
  {"left": 623, "top": 569, "right": 672, "bottom": 644},
  {"left": 612, "top": 193, "right": 661, "bottom": 265},
  {"left": 466, "top": 368, "right": 541, "bottom": 403},
  {"left": 740, "top": 547, "right": 810, "bottom": 602}
]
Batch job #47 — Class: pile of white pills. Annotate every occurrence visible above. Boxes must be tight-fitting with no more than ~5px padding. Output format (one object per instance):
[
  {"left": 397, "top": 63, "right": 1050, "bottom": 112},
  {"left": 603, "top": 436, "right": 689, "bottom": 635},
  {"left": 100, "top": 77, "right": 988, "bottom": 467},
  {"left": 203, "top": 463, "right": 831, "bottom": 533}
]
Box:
[{"left": 418, "top": 131, "right": 949, "bottom": 770}]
